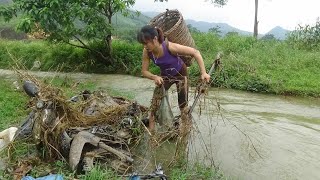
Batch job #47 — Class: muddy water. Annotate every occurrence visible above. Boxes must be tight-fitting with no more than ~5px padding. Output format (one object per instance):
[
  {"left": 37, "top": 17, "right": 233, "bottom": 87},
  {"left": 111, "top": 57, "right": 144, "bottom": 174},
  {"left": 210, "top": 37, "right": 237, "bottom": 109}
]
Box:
[
  {"left": 94, "top": 74, "right": 320, "bottom": 180},
  {"left": 188, "top": 90, "right": 320, "bottom": 180},
  {"left": 2, "top": 70, "right": 320, "bottom": 180}
]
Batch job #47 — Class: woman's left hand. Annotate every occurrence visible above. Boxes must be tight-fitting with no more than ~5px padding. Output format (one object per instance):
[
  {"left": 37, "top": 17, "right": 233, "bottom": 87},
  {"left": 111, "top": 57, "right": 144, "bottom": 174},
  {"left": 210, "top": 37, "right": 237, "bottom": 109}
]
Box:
[{"left": 201, "top": 72, "right": 211, "bottom": 83}]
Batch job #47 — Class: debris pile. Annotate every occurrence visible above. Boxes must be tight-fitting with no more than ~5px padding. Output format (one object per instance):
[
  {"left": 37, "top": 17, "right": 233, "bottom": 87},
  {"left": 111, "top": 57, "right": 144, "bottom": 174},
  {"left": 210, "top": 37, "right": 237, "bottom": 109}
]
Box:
[{"left": 13, "top": 74, "right": 149, "bottom": 175}]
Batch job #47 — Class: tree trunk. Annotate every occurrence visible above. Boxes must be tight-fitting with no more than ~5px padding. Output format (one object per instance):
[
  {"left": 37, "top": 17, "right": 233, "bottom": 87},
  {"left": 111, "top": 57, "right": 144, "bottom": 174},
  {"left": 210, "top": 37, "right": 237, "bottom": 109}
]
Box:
[
  {"left": 254, "top": 0, "right": 258, "bottom": 39},
  {"left": 107, "top": 15, "right": 112, "bottom": 55}
]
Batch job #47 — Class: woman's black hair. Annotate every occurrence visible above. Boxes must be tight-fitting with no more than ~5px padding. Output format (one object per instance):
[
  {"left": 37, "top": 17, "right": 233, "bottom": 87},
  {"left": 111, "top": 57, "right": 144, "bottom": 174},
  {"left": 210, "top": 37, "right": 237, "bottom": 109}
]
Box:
[{"left": 137, "top": 25, "right": 164, "bottom": 44}]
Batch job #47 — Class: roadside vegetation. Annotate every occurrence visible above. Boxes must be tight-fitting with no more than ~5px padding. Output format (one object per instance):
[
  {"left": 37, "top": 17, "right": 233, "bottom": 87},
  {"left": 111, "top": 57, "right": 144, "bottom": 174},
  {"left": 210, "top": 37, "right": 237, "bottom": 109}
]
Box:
[{"left": 1, "top": 23, "right": 320, "bottom": 97}]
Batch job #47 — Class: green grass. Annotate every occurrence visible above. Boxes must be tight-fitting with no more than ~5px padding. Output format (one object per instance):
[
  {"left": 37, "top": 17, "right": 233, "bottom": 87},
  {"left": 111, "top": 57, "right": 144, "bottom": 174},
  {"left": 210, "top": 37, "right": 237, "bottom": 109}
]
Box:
[
  {"left": 220, "top": 40, "right": 320, "bottom": 96},
  {"left": 1, "top": 33, "right": 320, "bottom": 98},
  {"left": 80, "top": 166, "right": 119, "bottom": 180},
  {"left": 0, "top": 75, "right": 98, "bottom": 133},
  {"left": 169, "top": 162, "right": 224, "bottom": 180},
  {"left": 188, "top": 33, "right": 320, "bottom": 97},
  {"left": 0, "top": 80, "right": 28, "bottom": 130}
]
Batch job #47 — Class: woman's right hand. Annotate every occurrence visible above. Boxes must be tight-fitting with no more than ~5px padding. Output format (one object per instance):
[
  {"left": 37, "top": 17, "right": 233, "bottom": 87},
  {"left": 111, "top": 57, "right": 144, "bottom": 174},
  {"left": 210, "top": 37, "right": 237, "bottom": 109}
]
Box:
[{"left": 153, "top": 75, "right": 164, "bottom": 86}]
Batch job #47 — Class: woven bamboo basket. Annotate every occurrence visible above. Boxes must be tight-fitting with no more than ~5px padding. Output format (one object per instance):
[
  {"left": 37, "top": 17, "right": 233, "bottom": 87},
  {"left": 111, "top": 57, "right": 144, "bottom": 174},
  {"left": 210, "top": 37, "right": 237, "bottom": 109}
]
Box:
[{"left": 149, "top": 9, "right": 195, "bottom": 66}]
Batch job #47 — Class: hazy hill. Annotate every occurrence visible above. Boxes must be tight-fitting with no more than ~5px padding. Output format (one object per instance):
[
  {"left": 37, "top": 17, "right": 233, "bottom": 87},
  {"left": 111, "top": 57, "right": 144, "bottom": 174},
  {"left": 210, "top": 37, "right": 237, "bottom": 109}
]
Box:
[
  {"left": 141, "top": 11, "right": 159, "bottom": 19},
  {"left": 264, "top": 26, "right": 290, "bottom": 40},
  {"left": 112, "top": 11, "right": 150, "bottom": 28},
  {"left": 0, "top": 0, "right": 12, "bottom": 4},
  {"left": 141, "top": 11, "right": 292, "bottom": 39},
  {"left": 142, "top": 11, "right": 253, "bottom": 36},
  {"left": 114, "top": 11, "right": 291, "bottom": 39},
  {"left": 185, "top": 19, "right": 253, "bottom": 36}
]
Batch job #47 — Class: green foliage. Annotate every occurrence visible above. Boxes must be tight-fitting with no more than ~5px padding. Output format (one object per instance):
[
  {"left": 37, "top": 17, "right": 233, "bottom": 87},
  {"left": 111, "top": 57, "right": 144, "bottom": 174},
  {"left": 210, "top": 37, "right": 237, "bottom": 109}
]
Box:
[
  {"left": 190, "top": 31, "right": 320, "bottom": 96},
  {"left": 191, "top": 31, "right": 255, "bottom": 57},
  {"left": 261, "top": 34, "right": 276, "bottom": 41},
  {"left": 0, "top": 0, "right": 136, "bottom": 64},
  {"left": 1, "top": 29, "right": 320, "bottom": 97},
  {"left": 220, "top": 40, "right": 320, "bottom": 96},
  {"left": 287, "top": 19, "right": 320, "bottom": 50},
  {"left": 208, "top": 26, "right": 222, "bottom": 37},
  {"left": 0, "top": 16, "right": 20, "bottom": 28},
  {"left": 0, "top": 39, "right": 143, "bottom": 74},
  {"left": 111, "top": 40, "right": 142, "bottom": 74},
  {"left": 81, "top": 166, "right": 119, "bottom": 180},
  {"left": 169, "top": 162, "right": 224, "bottom": 180},
  {"left": 104, "top": 87, "right": 135, "bottom": 100},
  {"left": 0, "top": 39, "right": 98, "bottom": 72},
  {"left": 187, "top": 24, "right": 201, "bottom": 34},
  {"left": 111, "top": 11, "right": 149, "bottom": 42},
  {"left": 221, "top": 32, "right": 256, "bottom": 54},
  {"left": 113, "top": 27, "right": 139, "bottom": 43},
  {"left": 0, "top": 0, "right": 135, "bottom": 39}
]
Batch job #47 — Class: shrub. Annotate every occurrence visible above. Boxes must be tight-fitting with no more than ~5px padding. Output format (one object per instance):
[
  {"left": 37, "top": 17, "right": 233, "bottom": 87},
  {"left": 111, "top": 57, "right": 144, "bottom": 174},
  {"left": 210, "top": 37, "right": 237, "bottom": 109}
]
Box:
[{"left": 287, "top": 19, "right": 320, "bottom": 50}]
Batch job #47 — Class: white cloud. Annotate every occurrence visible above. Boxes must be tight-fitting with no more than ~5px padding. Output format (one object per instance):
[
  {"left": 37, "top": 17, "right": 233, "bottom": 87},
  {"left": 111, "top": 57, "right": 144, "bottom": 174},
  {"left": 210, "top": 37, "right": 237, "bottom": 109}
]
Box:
[{"left": 132, "top": 0, "right": 320, "bottom": 34}]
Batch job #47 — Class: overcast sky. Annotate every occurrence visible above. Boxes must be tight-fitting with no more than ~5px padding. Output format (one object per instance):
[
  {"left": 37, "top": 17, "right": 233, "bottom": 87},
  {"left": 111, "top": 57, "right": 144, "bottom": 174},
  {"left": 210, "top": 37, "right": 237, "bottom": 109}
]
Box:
[{"left": 132, "top": 0, "right": 320, "bottom": 34}]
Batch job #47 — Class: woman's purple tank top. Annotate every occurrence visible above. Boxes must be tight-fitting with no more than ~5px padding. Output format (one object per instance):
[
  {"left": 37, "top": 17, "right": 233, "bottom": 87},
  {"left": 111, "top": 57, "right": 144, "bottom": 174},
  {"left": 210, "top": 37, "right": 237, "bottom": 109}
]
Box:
[{"left": 148, "top": 41, "right": 183, "bottom": 76}]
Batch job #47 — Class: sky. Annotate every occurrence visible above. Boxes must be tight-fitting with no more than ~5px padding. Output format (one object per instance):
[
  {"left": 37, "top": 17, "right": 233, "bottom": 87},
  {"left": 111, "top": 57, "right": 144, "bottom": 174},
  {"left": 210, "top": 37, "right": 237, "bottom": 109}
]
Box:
[{"left": 132, "top": 0, "right": 320, "bottom": 34}]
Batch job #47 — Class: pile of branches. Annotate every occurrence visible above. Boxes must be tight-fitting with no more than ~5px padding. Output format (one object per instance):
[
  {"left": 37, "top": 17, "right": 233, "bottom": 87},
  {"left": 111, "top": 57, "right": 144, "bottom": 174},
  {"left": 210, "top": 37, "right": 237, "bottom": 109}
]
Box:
[{"left": 14, "top": 71, "right": 149, "bottom": 174}]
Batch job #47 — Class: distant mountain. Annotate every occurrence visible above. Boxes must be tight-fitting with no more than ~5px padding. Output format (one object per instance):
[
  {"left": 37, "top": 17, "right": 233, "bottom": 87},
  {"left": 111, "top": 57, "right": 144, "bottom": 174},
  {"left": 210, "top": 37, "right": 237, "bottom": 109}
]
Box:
[
  {"left": 142, "top": 11, "right": 253, "bottom": 36},
  {"left": 141, "top": 11, "right": 159, "bottom": 19},
  {"left": 264, "top": 26, "right": 290, "bottom": 40},
  {"left": 112, "top": 11, "right": 150, "bottom": 28},
  {"left": 141, "top": 11, "right": 291, "bottom": 39},
  {"left": 185, "top": 19, "right": 253, "bottom": 36}
]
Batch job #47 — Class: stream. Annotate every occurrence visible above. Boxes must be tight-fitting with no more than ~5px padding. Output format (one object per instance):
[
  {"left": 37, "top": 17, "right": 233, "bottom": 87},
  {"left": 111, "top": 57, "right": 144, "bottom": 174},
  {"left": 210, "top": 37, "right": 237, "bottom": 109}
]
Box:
[{"left": 1, "top": 69, "right": 320, "bottom": 180}]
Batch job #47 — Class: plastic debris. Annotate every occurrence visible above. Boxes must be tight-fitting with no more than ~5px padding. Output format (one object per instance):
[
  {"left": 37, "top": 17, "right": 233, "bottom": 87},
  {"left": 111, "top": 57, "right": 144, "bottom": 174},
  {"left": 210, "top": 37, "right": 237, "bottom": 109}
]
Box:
[
  {"left": 0, "top": 127, "right": 18, "bottom": 152},
  {"left": 21, "top": 174, "right": 63, "bottom": 180}
]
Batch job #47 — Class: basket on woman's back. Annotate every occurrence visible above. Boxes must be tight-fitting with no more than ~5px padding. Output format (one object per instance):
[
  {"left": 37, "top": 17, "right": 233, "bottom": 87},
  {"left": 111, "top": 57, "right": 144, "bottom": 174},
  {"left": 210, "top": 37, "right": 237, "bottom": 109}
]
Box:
[{"left": 149, "top": 9, "right": 195, "bottom": 67}]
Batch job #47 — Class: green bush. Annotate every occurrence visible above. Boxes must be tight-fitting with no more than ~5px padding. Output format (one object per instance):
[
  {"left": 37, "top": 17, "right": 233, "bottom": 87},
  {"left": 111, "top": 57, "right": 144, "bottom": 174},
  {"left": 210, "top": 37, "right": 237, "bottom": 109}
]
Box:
[
  {"left": 111, "top": 40, "right": 143, "bottom": 75},
  {"left": 0, "top": 39, "right": 144, "bottom": 74},
  {"left": 287, "top": 19, "right": 320, "bottom": 50}
]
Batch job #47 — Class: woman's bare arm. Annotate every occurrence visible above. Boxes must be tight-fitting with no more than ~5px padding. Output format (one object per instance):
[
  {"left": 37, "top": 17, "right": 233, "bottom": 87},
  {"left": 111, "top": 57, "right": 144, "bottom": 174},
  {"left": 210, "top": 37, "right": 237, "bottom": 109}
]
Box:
[
  {"left": 168, "top": 42, "right": 209, "bottom": 81},
  {"left": 141, "top": 48, "right": 164, "bottom": 85}
]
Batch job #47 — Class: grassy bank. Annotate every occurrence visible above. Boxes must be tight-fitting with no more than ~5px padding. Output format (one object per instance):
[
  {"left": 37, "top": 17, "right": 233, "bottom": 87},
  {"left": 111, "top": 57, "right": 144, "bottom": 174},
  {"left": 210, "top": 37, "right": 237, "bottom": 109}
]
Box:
[
  {"left": 0, "top": 33, "right": 319, "bottom": 97},
  {"left": 0, "top": 80, "right": 28, "bottom": 130},
  {"left": 191, "top": 33, "right": 320, "bottom": 97}
]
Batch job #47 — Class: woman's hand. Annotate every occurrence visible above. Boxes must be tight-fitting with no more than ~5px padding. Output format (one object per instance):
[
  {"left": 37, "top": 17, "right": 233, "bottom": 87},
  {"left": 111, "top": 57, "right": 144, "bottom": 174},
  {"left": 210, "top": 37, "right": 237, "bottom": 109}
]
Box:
[
  {"left": 201, "top": 72, "right": 210, "bottom": 83},
  {"left": 153, "top": 75, "right": 164, "bottom": 86}
]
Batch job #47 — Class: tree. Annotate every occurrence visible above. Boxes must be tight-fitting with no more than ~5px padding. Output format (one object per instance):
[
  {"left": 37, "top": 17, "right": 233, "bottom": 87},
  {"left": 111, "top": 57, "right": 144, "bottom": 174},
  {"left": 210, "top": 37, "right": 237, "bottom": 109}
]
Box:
[
  {"left": 209, "top": 0, "right": 228, "bottom": 7},
  {"left": 287, "top": 19, "right": 320, "bottom": 50},
  {"left": 0, "top": 0, "right": 135, "bottom": 64},
  {"left": 225, "top": 31, "right": 239, "bottom": 36},
  {"left": 208, "top": 26, "right": 221, "bottom": 36},
  {"left": 187, "top": 24, "right": 200, "bottom": 33},
  {"left": 253, "top": 0, "right": 258, "bottom": 38},
  {"left": 261, "top": 34, "right": 276, "bottom": 40}
]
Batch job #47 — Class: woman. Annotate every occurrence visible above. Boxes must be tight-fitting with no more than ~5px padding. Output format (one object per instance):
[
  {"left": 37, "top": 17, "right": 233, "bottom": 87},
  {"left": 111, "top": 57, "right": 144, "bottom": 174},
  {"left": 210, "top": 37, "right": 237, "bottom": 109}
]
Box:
[{"left": 137, "top": 25, "right": 210, "bottom": 131}]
